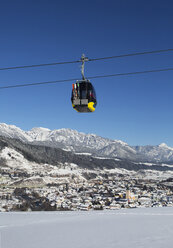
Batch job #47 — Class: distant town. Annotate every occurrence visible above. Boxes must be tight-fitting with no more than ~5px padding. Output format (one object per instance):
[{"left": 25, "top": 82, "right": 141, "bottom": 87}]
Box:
[
  {"left": 0, "top": 124, "right": 173, "bottom": 212},
  {"left": 1, "top": 164, "right": 173, "bottom": 212}
]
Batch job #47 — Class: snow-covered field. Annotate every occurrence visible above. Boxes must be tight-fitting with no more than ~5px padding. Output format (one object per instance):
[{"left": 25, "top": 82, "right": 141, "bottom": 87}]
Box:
[{"left": 0, "top": 207, "right": 173, "bottom": 248}]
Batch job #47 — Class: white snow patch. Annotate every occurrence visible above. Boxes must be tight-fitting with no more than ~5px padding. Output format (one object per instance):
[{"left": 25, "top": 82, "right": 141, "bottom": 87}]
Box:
[
  {"left": 0, "top": 207, "right": 173, "bottom": 248},
  {"left": 75, "top": 152, "right": 92, "bottom": 156}
]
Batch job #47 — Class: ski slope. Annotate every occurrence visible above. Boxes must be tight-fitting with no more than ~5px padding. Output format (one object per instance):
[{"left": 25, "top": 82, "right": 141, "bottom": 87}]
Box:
[{"left": 0, "top": 207, "right": 173, "bottom": 248}]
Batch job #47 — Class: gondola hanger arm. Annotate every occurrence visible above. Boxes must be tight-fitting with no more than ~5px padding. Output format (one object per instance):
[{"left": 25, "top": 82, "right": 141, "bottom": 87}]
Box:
[{"left": 81, "top": 54, "right": 89, "bottom": 80}]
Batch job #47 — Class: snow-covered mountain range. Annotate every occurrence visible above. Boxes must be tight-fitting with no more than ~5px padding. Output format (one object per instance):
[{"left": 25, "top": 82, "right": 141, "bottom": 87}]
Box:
[{"left": 0, "top": 123, "right": 173, "bottom": 162}]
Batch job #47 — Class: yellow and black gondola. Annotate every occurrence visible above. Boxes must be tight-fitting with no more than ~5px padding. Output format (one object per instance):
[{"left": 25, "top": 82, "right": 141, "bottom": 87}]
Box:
[
  {"left": 71, "top": 80, "right": 97, "bottom": 112},
  {"left": 71, "top": 54, "right": 97, "bottom": 113}
]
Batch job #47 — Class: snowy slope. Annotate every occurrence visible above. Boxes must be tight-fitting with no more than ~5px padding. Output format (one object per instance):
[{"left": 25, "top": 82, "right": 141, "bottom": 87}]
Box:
[
  {"left": 0, "top": 207, "right": 173, "bottom": 248},
  {"left": 134, "top": 143, "right": 173, "bottom": 162},
  {"left": 98, "top": 142, "right": 137, "bottom": 160},
  {"left": 1, "top": 143, "right": 173, "bottom": 184},
  {"left": 0, "top": 123, "right": 32, "bottom": 142},
  {"left": 0, "top": 146, "right": 88, "bottom": 186},
  {"left": 1, "top": 123, "right": 173, "bottom": 162}
]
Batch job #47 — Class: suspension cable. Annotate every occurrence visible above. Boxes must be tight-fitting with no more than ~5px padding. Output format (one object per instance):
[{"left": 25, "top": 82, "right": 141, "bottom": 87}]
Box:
[
  {"left": 0, "top": 66, "right": 173, "bottom": 90},
  {"left": 0, "top": 48, "right": 172, "bottom": 71},
  {"left": 89, "top": 48, "right": 173, "bottom": 62}
]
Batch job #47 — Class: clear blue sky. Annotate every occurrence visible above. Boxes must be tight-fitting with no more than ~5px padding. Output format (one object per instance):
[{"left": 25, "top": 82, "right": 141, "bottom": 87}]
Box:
[{"left": 0, "top": 0, "right": 173, "bottom": 146}]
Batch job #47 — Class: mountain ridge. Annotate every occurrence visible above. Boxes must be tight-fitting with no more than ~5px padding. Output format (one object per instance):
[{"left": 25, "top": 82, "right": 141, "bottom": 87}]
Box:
[{"left": 0, "top": 123, "right": 173, "bottom": 162}]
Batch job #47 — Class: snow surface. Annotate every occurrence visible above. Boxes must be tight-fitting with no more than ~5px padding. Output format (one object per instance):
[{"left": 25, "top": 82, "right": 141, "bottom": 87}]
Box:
[{"left": 0, "top": 207, "right": 173, "bottom": 248}]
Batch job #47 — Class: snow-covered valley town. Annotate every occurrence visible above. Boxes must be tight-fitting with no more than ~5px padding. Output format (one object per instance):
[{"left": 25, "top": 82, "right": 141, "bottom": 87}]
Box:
[
  {"left": 0, "top": 124, "right": 173, "bottom": 212},
  {"left": 1, "top": 153, "right": 173, "bottom": 212}
]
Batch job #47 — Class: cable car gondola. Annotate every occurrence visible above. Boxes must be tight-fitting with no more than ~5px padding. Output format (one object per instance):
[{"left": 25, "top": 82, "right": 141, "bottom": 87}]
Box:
[{"left": 71, "top": 55, "right": 97, "bottom": 113}]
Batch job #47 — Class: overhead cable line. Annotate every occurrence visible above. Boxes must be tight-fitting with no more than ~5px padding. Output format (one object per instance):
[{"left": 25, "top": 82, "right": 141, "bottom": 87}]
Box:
[
  {"left": 0, "top": 60, "right": 81, "bottom": 71},
  {"left": 0, "top": 48, "right": 173, "bottom": 71},
  {"left": 89, "top": 48, "right": 173, "bottom": 62},
  {"left": 0, "top": 66, "right": 173, "bottom": 90}
]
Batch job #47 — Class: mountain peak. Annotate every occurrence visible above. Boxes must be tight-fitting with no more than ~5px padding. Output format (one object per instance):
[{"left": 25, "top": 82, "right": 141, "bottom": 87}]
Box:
[
  {"left": 158, "top": 143, "right": 173, "bottom": 152},
  {"left": 159, "top": 143, "right": 169, "bottom": 148},
  {"left": 114, "top": 139, "right": 128, "bottom": 146},
  {"left": 0, "top": 123, "right": 21, "bottom": 130},
  {"left": 0, "top": 123, "right": 33, "bottom": 142},
  {"left": 30, "top": 127, "right": 51, "bottom": 132}
]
